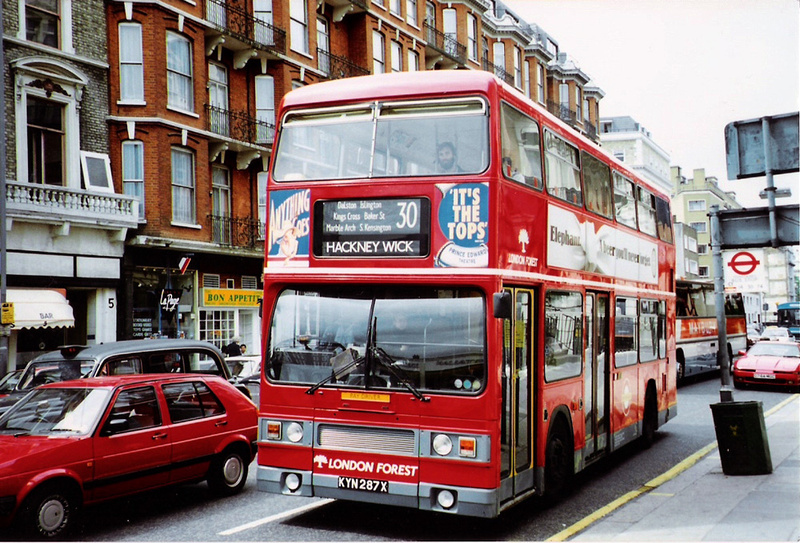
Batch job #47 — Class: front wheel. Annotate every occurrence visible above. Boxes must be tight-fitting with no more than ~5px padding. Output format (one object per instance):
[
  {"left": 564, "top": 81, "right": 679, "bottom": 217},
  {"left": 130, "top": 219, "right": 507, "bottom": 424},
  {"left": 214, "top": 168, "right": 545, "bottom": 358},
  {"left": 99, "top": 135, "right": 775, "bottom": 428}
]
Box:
[
  {"left": 208, "top": 447, "right": 249, "bottom": 496},
  {"left": 19, "top": 485, "right": 80, "bottom": 540}
]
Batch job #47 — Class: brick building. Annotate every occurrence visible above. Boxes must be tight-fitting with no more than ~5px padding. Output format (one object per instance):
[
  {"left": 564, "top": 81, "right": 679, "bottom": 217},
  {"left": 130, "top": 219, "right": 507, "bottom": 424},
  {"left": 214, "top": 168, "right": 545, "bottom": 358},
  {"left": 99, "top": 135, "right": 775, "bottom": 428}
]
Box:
[{"left": 2, "top": 0, "right": 604, "bottom": 369}]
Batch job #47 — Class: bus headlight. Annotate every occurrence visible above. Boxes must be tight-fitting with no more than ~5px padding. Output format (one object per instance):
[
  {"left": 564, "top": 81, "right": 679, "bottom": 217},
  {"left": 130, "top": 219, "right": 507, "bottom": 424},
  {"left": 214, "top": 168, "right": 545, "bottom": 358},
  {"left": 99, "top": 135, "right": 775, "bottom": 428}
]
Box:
[
  {"left": 433, "top": 434, "right": 453, "bottom": 456},
  {"left": 286, "top": 422, "right": 304, "bottom": 443},
  {"left": 285, "top": 473, "right": 301, "bottom": 491}
]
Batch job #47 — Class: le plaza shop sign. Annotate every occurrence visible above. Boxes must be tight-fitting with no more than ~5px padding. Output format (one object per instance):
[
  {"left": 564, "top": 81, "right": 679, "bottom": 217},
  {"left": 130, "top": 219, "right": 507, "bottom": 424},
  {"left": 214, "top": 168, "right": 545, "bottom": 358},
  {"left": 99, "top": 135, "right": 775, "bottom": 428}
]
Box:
[{"left": 202, "top": 289, "right": 262, "bottom": 308}]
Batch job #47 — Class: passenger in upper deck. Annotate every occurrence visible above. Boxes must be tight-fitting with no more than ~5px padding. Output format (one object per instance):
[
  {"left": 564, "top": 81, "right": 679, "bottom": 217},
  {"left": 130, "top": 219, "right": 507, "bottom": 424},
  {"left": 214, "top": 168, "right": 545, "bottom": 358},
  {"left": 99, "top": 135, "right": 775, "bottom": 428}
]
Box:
[{"left": 435, "top": 142, "right": 463, "bottom": 174}]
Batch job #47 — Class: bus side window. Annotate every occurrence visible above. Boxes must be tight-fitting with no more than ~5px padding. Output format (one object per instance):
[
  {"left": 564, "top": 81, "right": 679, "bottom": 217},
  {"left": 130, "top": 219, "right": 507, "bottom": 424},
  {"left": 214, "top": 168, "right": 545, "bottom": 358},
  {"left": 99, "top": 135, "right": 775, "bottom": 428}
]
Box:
[
  {"left": 544, "top": 131, "right": 582, "bottom": 206},
  {"left": 613, "top": 172, "right": 637, "bottom": 229},
  {"left": 500, "top": 102, "right": 543, "bottom": 190},
  {"left": 582, "top": 151, "right": 613, "bottom": 219}
]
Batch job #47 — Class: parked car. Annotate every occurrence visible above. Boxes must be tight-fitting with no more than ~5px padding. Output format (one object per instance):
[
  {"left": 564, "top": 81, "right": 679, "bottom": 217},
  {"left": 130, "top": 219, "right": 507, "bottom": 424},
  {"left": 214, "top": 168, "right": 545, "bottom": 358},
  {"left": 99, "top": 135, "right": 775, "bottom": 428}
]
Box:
[
  {"left": 0, "top": 370, "right": 23, "bottom": 398},
  {"left": 0, "top": 339, "right": 247, "bottom": 416},
  {"left": 733, "top": 340, "right": 800, "bottom": 390},
  {"left": 0, "top": 373, "right": 257, "bottom": 538},
  {"left": 758, "top": 326, "right": 792, "bottom": 342}
]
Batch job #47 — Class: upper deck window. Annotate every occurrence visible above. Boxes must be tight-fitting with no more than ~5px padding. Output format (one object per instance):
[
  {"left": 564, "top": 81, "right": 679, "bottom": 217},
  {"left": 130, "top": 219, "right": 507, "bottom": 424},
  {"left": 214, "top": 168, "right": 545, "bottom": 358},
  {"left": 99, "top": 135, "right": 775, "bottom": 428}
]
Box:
[
  {"left": 613, "top": 172, "right": 637, "bottom": 229},
  {"left": 544, "top": 130, "right": 582, "bottom": 206},
  {"left": 500, "top": 103, "right": 542, "bottom": 190},
  {"left": 272, "top": 98, "right": 489, "bottom": 181},
  {"left": 581, "top": 151, "right": 613, "bottom": 219}
]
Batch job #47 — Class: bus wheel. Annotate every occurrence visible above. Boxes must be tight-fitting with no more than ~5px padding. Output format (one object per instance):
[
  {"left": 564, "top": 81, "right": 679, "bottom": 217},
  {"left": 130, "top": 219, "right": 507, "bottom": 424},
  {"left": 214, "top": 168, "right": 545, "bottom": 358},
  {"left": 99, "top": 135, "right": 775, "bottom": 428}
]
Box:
[
  {"left": 545, "top": 421, "right": 573, "bottom": 500},
  {"left": 677, "top": 351, "right": 686, "bottom": 382}
]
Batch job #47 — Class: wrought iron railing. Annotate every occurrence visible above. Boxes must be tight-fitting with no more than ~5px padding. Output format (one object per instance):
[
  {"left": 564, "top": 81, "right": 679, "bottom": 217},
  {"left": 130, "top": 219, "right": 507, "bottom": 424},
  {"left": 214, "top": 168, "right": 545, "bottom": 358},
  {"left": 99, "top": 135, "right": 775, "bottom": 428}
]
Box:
[
  {"left": 208, "top": 214, "right": 264, "bottom": 248},
  {"left": 547, "top": 100, "right": 578, "bottom": 126},
  {"left": 481, "top": 58, "right": 514, "bottom": 86},
  {"left": 206, "top": 104, "right": 275, "bottom": 145},
  {"left": 317, "top": 48, "right": 370, "bottom": 79},
  {"left": 584, "top": 121, "right": 598, "bottom": 141},
  {"left": 424, "top": 22, "right": 466, "bottom": 65},
  {"left": 205, "top": 0, "right": 286, "bottom": 55}
]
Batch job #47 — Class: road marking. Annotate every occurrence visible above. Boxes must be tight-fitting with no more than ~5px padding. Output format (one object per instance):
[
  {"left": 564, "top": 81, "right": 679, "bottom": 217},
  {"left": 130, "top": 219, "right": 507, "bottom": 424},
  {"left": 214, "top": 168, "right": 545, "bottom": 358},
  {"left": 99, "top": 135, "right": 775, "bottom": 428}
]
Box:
[
  {"left": 547, "top": 393, "right": 799, "bottom": 542},
  {"left": 218, "top": 499, "right": 334, "bottom": 536}
]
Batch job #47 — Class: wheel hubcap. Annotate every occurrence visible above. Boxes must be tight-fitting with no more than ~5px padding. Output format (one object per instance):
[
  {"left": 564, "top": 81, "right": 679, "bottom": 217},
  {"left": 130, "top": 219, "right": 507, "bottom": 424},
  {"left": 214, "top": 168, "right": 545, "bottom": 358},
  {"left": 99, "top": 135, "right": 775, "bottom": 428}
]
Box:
[
  {"left": 223, "top": 456, "right": 243, "bottom": 486},
  {"left": 39, "top": 499, "right": 65, "bottom": 533}
]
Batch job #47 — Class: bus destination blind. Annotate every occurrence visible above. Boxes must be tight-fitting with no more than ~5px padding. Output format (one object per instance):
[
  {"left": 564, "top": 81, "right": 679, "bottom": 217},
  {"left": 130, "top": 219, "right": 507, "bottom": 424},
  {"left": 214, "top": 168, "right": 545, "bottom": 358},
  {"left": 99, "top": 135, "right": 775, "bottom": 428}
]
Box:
[{"left": 314, "top": 198, "right": 430, "bottom": 258}]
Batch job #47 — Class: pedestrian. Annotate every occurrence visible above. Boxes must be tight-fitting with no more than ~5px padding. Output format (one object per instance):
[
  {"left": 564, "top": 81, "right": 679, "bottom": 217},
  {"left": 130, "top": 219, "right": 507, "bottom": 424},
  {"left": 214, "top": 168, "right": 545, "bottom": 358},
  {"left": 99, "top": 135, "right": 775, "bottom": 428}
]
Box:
[{"left": 225, "top": 337, "right": 242, "bottom": 357}]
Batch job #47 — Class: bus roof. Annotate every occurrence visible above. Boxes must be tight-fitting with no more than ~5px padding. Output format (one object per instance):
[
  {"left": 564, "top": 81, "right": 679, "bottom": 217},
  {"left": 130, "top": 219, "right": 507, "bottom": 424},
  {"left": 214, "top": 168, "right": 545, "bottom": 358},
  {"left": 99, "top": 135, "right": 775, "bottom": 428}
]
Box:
[{"left": 281, "top": 71, "right": 499, "bottom": 110}]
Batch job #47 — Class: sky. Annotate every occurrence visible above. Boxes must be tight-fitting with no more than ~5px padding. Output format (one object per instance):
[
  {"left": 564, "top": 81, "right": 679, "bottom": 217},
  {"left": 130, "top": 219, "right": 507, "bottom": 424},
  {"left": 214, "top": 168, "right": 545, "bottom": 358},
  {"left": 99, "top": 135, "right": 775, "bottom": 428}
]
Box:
[{"left": 504, "top": 0, "right": 800, "bottom": 208}]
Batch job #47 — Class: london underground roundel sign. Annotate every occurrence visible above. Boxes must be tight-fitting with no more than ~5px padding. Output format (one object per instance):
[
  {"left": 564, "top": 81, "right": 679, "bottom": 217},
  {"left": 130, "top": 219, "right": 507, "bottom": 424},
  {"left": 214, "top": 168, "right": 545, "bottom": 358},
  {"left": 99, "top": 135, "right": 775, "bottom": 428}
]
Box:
[{"left": 727, "top": 251, "right": 760, "bottom": 275}]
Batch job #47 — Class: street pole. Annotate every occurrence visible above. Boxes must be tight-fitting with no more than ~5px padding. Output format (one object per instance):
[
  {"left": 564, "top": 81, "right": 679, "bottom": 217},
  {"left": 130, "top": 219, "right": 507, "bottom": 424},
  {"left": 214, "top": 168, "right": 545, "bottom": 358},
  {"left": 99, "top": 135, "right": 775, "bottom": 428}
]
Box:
[
  {"left": 1, "top": 11, "right": 10, "bottom": 375},
  {"left": 761, "top": 117, "right": 779, "bottom": 248},
  {"left": 709, "top": 205, "right": 733, "bottom": 402}
]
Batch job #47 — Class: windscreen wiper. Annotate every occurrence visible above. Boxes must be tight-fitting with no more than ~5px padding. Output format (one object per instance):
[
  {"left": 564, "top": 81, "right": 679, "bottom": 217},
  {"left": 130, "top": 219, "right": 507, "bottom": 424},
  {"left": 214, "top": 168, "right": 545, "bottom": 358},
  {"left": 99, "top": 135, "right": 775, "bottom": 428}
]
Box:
[
  {"left": 305, "top": 353, "right": 365, "bottom": 395},
  {"left": 371, "top": 346, "right": 429, "bottom": 402}
]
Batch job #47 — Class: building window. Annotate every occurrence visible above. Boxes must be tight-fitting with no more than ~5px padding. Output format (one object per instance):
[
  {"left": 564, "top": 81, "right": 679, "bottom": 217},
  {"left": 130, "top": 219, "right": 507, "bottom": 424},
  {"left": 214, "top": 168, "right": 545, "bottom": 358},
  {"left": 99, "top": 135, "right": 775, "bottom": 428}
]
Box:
[
  {"left": 122, "top": 140, "right": 145, "bottom": 217},
  {"left": 166, "top": 32, "right": 193, "bottom": 112},
  {"left": 406, "top": 0, "right": 417, "bottom": 26},
  {"left": 442, "top": 9, "right": 457, "bottom": 55},
  {"left": 698, "top": 266, "right": 709, "bottom": 278},
  {"left": 372, "top": 31, "right": 385, "bottom": 74},
  {"left": 212, "top": 165, "right": 231, "bottom": 244},
  {"left": 686, "top": 237, "right": 698, "bottom": 252},
  {"left": 25, "top": 0, "right": 59, "bottom": 47},
  {"left": 119, "top": 23, "right": 144, "bottom": 103},
  {"left": 493, "top": 41, "right": 505, "bottom": 74},
  {"left": 258, "top": 171, "right": 268, "bottom": 240},
  {"left": 523, "top": 61, "right": 530, "bottom": 97},
  {"left": 254, "top": 0, "right": 274, "bottom": 46},
  {"left": 514, "top": 47, "right": 522, "bottom": 89},
  {"left": 697, "top": 244, "right": 708, "bottom": 255},
  {"left": 689, "top": 260, "right": 699, "bottom": 275},
  {"left": 688, "top": 199, "right": 707, "bottom": 211},
  {"left": 199, "top": 310, "right": 235, "bottom": 351},
  {"left": 208, "top": 62, "right": 229, "bottom": 136},
  {"left": 171, "top": 147, "right": 195, "bottom": 224},
  {"left": 408, "top": 49, "right": 420, "bottom": 71},
  {"left": 256, "top": 75, "right": 275, "bottom": 144},
  {"left": 575, "top": 87, "right": 582, "bottom": 121},
  {"left": 317, "top": 18, "right": 330, "bottom": 74},
  {"left": 690, "top": 221, "right": 708, "bottom": 233},
  {"left": 391, "top": 41, "right": 403, "bottom": 72},
  {"left": 390, "top": 0, "right": 401, "bottom": 16},
  {"left": 613, "top": 151, "right": 625, "bottom": 162},
  {"left": 537, "top": 64, "right": 545, "bottom": 103},
  {"left": 26, "top": 96, "right": 65, "bottom": 185},
  {"left": 290, "top": 0, "right": 309, "bottom": 54},
  {"left": 467, "top": 13, "right": 478, "bottom": 61}
]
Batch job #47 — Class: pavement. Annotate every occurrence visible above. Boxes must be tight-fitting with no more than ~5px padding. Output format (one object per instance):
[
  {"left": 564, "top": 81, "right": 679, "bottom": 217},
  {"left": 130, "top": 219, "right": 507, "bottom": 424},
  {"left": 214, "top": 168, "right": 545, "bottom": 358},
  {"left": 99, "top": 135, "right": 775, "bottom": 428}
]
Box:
[{"left": 550, "top": 394, "right": 800, "bottom": 542}]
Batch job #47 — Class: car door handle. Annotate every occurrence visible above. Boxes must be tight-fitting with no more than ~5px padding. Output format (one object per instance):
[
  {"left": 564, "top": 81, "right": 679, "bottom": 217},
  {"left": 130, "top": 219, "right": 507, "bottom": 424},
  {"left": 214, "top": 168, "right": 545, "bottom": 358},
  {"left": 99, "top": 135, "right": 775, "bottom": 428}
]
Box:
[
  {"left": 151, "top": 432, "right": 168, "bottom": 440},
  {"left": 215, "top": 420, "right": 228, "bottom": 427}
]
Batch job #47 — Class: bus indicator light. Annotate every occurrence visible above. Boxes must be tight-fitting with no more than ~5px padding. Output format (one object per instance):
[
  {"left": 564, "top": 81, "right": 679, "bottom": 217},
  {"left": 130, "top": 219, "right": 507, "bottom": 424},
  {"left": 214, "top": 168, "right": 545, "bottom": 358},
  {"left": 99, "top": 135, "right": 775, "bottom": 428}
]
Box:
[
  {"left": 267, "top": 421, "right": 282, "bottom": 440},
  {"left": 459, "top": 437, "right": 477, "bottom": 458}
]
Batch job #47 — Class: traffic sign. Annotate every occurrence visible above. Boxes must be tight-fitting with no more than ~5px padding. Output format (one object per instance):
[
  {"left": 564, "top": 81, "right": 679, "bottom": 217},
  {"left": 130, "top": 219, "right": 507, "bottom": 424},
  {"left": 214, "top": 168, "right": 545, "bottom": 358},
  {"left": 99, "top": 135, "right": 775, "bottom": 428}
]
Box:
[{"left": 727, "top": 251, "right": 760, "bottom": 275}]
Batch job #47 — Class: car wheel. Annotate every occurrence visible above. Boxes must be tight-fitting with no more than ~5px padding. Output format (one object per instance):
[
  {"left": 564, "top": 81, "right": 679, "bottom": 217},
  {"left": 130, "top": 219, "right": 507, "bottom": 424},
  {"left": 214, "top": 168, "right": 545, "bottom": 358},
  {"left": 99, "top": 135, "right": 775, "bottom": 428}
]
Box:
[
  {"left": 544, "top": 419, "right": 573, "bottom": 500},
  {"left": 208, "top": 446, "right": 249, "bottom": 496},
  {"left": 20, "top": 484, "right": 80, "bottom": 539}
]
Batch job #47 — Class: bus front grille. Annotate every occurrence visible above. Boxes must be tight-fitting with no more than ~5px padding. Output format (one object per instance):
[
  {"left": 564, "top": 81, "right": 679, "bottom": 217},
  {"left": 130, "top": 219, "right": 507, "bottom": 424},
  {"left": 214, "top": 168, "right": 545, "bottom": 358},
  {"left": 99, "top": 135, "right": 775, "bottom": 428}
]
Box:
[{"left": 317, "top": 424, "right": 417, "bottom": 456}]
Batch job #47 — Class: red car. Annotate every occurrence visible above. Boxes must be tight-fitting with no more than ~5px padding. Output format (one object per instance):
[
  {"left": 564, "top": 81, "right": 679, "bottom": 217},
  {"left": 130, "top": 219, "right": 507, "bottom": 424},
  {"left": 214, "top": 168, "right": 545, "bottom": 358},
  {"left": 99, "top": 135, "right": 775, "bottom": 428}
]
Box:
[
  {"left": 0, "top": 374, "right": 257, "bottom": 539},
  {"left": 733, "top": 341, "right": 800, "bottom": 390}
]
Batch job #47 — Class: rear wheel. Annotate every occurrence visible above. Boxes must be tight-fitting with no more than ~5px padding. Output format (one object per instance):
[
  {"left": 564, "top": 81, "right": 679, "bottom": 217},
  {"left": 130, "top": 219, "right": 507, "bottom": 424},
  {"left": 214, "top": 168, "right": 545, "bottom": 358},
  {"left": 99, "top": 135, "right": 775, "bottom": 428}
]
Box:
[
  {"left": 19, "top": 484, "right": 80, "bottom": 539},
  {"left": 676, "top": 350, "right": 686, "bottom": 382},
  {"left": 544, "top": 420, "right": 573, "bottom": 500},
  {"left": 641, "top": 388, "right": 658, "bottom": 449},
  {"left": 208, "top": 446, "right": 249, "bottom": 496}
]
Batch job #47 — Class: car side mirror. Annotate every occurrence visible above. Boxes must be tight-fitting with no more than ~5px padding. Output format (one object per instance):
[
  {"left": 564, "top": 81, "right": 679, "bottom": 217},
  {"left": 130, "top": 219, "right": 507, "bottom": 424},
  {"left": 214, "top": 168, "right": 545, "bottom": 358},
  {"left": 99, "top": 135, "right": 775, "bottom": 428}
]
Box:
[{"left": 493, "top": 291, "right": 512, "bottom": 320}]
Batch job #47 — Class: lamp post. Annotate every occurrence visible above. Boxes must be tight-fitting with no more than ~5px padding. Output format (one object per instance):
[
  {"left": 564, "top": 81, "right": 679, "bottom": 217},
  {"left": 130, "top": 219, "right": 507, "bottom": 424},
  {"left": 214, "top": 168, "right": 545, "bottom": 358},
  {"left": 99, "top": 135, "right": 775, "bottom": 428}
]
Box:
[{"left": 1, "top": 11, "right": 10, "bottom": 375}]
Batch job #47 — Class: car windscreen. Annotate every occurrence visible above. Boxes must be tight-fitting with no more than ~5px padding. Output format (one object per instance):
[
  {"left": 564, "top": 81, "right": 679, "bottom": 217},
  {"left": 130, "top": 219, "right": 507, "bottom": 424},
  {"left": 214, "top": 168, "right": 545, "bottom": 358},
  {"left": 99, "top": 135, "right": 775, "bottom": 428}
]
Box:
[{"left": 0, "top": 387, "right": 110, "bottom": 436}]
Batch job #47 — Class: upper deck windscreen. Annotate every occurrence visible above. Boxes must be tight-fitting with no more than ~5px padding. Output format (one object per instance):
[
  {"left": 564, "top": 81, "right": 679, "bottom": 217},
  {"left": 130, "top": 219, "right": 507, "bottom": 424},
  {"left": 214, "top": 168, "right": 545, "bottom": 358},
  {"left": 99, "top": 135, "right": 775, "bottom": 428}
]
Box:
[{"left": 272, "top": 98, "right": 489, "bottom": 181}]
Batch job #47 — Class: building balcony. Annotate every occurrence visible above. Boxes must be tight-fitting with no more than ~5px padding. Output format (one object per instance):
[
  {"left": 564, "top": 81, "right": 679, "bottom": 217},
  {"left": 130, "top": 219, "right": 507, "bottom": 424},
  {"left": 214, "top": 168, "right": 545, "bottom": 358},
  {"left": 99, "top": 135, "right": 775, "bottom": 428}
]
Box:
[
  {"left": 205, "top": 104, "right": 274, "bottom": 168},
  {"left": 208, "top": 214, "right": 264, "bottom": 249},
  {"left": 547, "top": 100, "right": 578, "bottom": 127},
  {"left": 5, "top": 181, "right": 139, "bottom": 237},
  {"left": 482, "top": 58, "right": 514, "bottom": 86},
  {"left": 317, "top": 48, "right": 370, "bottom": 80},
  {"left": 584, "top": 121, "right": 598, "bottom": 141},
  {"left": 204, "top": 0, "right": 286, "bottom": 67},
  {"left": 318, "top": 0, "right": 368, "bottom": 22},
  {"left": 424, "top": 23, "right": 467, "bottom": 67}
]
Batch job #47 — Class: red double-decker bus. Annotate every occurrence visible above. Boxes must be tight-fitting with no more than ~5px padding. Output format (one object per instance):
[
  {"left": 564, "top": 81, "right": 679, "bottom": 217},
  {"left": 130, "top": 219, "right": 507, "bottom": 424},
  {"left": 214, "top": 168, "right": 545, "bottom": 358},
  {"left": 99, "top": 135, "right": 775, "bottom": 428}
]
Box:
[{"left": 257, "top": 71, "right": 676, "bottom": 518}]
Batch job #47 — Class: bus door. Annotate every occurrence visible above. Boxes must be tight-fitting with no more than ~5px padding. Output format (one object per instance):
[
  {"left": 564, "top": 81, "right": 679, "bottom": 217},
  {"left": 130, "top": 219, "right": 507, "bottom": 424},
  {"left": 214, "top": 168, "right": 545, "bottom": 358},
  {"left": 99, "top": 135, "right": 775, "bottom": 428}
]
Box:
[
  {"left": 584, "top": 292, "right": 610, "bottom": 460},
  {"left": 500, "top": 288, "right": 534, "bottom": 502}
]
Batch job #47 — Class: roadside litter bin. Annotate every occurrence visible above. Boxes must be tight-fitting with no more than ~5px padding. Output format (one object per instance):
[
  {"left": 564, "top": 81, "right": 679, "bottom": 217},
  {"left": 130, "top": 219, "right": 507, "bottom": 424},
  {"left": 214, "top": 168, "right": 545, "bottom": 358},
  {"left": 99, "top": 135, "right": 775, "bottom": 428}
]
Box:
[{"left": 710, "top": 401, "right": 772, "bottom": 475}]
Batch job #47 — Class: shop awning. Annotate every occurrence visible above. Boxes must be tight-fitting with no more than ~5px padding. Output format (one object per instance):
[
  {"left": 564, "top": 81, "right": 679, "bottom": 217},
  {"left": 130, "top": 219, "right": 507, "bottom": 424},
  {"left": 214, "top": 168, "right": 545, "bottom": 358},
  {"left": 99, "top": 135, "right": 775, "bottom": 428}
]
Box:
[{"left": 5, "top": 289, "right": 75, "bottom": 329}]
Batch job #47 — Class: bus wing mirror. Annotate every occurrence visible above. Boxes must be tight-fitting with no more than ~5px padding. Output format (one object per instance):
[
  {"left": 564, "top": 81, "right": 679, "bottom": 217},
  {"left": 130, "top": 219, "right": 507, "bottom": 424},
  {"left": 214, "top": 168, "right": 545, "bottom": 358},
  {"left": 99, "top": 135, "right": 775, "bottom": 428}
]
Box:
[{"left": 493, "top": 292, "right": 512, "bottom": 320}]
